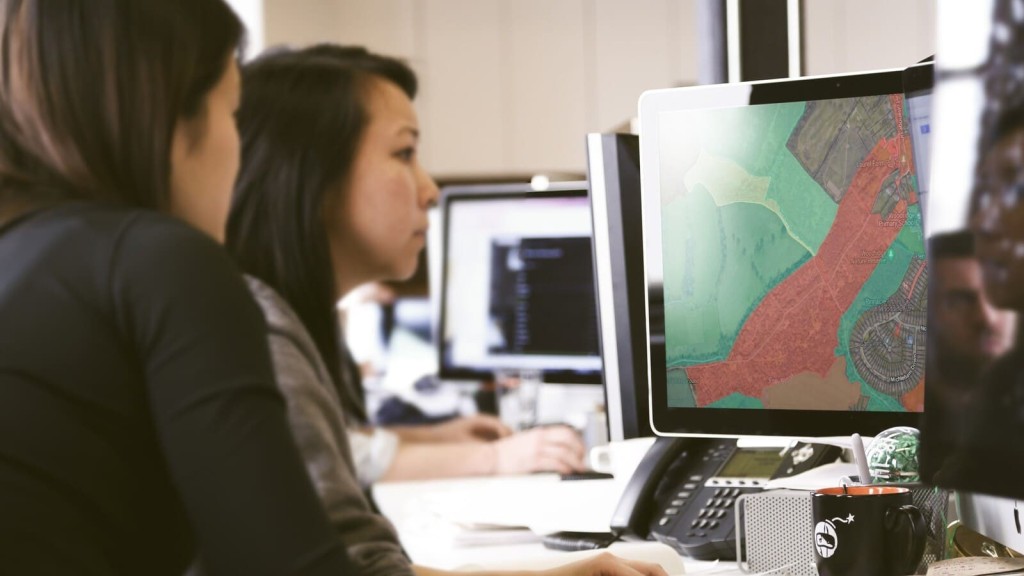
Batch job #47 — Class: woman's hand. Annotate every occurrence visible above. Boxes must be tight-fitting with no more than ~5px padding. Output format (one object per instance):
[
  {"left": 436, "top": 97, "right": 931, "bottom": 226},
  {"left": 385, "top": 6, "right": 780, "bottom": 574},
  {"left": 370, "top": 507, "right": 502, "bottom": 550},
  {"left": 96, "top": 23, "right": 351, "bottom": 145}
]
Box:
[
  {"left": 389, "top": 415, "right": 512, "bottom": 444},
  {"left": 414, "top": 552, "right": 670, "bottom": 576},
  {"left": 541, "top": 552, "right": 670, "bottom": 576},
  {"left": 494, "top": 425, "right": 587, "bottom": 475},
  {"left": 429, "top": 414, "right": 513, "bottom": 442}
]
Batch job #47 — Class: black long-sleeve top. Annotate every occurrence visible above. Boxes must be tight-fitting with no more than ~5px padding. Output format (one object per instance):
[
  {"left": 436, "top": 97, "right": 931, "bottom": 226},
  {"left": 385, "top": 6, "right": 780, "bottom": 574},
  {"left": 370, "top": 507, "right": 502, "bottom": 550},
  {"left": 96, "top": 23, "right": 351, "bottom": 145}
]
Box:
[{"left": 0, "top": 203, "right": 355, "bottom": 576}]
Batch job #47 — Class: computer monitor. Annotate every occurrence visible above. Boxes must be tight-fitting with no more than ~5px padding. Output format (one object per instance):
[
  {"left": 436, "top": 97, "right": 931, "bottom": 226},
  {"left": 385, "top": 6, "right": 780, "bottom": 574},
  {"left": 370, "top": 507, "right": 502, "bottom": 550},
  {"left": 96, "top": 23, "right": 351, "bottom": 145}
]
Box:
[
  {"left": 437, "top": 182, "right": 602, "bottom": 384},
  {"left": 637, "top": 66, "right": 929, "bottom": 437},
  {"left": 919, "top": 0, "right": 1024, "bottom": 552},
  {"left": 586, "top": 132, "right": 654, "bottom": 441}
]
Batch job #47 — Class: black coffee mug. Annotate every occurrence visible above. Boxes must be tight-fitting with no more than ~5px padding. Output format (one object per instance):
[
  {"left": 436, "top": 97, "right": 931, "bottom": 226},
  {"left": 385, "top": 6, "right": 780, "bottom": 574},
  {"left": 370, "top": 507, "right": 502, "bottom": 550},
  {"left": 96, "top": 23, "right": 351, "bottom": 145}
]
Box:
[{"left": 812, "top": 486, "right": 927, "bottom": 576}]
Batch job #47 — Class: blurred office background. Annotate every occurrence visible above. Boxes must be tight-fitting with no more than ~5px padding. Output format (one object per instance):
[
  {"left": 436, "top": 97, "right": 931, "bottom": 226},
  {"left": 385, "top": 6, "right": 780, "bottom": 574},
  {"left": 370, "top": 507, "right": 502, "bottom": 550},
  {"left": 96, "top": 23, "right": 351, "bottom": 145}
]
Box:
[{"left": 228, "top": 0, "right": 935, "bottom": 178}]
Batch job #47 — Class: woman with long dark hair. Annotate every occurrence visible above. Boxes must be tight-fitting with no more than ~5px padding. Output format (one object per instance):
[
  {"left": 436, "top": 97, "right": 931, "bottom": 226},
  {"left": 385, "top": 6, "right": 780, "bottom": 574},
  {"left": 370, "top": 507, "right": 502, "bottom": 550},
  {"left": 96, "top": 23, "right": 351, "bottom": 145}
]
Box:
[
  {"left": 226, "top": 45, "right": 663, "bottom": 576},
  {"left": 0, "top": 2, "right": 357, "bottom": 574},
  {"left": 229, "top": 44, "right": 588, "bottom": 489}
]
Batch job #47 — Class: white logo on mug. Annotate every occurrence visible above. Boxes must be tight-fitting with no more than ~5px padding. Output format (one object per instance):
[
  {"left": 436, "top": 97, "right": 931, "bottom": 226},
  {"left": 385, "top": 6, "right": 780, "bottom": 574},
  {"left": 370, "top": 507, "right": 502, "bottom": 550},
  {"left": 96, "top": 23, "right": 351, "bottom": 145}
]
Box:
[
  {"left": 814, "top": 521, "right": 838, "bottom": 558},
  {"left": 815, "top": 514, "right": 855, "bottom": 559}
]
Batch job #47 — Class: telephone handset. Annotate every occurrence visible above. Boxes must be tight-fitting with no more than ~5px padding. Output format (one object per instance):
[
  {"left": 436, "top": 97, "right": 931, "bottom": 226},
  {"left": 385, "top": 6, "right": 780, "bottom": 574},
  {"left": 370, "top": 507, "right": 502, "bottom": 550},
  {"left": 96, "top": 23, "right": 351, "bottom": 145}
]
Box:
[{"left": 609, "top": 437, "right": 842, "bottom": 561}]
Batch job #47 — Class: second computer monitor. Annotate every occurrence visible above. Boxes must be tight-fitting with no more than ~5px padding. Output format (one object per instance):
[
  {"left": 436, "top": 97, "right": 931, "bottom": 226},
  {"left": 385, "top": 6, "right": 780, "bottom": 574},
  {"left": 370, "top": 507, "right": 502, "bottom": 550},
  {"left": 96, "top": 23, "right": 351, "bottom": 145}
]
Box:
[
  {"left": 438, "top": 182, "right": 602, "bottom": 384},
  {"left": 586, "top": 133, "right": 653, "bottom": 440}
]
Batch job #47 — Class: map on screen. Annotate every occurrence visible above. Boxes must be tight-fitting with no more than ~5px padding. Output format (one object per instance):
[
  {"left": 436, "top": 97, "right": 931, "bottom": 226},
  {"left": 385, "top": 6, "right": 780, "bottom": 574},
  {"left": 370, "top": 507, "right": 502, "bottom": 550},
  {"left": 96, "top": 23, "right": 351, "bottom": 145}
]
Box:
[{"left": 659, "top": 94, "right": 926, "bottom": 413}]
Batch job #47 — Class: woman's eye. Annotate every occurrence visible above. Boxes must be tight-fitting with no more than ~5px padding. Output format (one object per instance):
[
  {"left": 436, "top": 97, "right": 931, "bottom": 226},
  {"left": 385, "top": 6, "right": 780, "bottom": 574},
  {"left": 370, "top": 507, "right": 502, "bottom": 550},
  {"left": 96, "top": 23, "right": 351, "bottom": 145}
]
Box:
[{"left": 395, "top": 147, "right": 415, "bottom": 162}]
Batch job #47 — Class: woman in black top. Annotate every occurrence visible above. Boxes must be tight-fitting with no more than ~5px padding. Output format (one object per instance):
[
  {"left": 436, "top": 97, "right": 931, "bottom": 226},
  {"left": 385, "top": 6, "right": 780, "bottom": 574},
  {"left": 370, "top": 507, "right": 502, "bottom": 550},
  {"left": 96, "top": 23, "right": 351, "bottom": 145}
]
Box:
[{"left": 0, "top": 1, "right": 355, "bottom": 574}]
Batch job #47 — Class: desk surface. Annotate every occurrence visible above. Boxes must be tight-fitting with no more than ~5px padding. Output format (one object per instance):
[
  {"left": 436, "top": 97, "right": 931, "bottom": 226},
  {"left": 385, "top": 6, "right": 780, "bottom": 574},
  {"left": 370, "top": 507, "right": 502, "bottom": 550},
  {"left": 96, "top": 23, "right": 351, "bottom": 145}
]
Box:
[{"left": 372, "top": 474, "right": 747, "bottom": 575}]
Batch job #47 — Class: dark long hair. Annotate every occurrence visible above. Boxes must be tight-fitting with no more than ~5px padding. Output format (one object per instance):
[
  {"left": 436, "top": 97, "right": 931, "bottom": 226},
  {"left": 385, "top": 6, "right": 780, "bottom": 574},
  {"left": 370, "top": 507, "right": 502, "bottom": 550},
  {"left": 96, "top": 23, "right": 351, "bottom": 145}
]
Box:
[
  {"left": 227, "top": 45, "right": 417, "bottom": 421},
  {"left": 0, "top": 0, "right": 243, "bottom": 220}
]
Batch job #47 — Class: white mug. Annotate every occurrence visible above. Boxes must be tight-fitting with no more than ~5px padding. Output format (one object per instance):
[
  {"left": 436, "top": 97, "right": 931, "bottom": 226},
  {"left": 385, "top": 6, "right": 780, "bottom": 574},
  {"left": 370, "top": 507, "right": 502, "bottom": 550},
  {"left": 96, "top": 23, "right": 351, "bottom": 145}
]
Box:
[{"left": 588, "top": 437, "right": 657, "bottom": 480}]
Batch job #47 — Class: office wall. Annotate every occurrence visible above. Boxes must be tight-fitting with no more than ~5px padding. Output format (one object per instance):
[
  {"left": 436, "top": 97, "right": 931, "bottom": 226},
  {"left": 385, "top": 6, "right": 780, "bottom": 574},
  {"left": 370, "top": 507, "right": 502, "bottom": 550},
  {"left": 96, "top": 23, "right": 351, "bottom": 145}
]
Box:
[
  {"left": 263, "top": 0, "right": 699, "bottom": 176},
  {"left": 803, "top": 0, "right": 936, "bottom": 75},
  {"left": 260, "top": 0, "right": 935, "bottom": 176}
]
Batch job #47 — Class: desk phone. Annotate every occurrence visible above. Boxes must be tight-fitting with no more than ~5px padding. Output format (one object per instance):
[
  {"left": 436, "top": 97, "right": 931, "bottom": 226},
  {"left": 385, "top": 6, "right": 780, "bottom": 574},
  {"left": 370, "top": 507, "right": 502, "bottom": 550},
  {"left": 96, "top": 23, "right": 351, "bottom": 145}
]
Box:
[{"left": 610, "top": 437, "right": 841, "bottom": 560}]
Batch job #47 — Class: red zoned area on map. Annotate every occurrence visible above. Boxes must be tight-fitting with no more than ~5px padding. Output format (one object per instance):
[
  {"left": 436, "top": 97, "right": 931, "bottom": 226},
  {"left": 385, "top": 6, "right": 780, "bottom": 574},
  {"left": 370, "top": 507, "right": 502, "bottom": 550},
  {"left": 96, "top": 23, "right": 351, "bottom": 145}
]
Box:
[{"left": 687, "top": 133, "right": 911, "bottom": 406}]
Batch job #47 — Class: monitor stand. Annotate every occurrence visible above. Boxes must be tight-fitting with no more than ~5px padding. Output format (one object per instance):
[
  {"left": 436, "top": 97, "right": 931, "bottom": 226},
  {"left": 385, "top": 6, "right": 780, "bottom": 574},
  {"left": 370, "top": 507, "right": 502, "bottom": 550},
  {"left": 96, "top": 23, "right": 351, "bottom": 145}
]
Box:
[{"left": 957, "top": 492, "right": 1024, "bottom": 554}]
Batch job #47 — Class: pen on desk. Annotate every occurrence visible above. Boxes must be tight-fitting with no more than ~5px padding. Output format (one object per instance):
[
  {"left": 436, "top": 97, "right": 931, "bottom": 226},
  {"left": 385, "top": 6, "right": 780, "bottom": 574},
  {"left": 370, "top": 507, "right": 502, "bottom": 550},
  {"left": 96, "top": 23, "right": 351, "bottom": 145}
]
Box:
[{"left": 851, "top": 433, "right": 870, "bottom": 485}]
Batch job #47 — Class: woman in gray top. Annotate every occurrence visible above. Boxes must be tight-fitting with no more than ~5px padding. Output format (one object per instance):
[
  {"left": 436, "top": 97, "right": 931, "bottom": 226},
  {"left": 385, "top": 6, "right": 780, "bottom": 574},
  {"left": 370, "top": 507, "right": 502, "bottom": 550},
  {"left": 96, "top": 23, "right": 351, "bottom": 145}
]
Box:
[
  {"left": 223, "top": 44, "right": 664, "bottom": 576},
  {"left": 230, "top": 44, "right": 588, "bottom": 486}
]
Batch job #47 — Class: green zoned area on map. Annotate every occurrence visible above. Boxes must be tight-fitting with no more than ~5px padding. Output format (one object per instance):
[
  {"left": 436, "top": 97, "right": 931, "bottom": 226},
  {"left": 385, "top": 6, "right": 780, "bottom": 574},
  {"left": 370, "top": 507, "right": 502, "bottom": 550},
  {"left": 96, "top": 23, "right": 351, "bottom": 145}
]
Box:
[
  {"left": 709, "top": 392, "right": 763, "bottom": 409},
  {"left": 692, "top": 102, "right": 838, "bottom": 253},
  {"left": 663, "top": 186, "right": 811, "bottom": 365}
]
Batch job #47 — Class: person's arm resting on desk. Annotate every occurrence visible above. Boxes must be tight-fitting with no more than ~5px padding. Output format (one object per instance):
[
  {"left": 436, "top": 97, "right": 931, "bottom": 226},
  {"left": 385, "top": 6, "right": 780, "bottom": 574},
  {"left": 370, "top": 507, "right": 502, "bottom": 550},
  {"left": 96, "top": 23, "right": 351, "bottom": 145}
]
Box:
[
  {"left": 389, "top": 414, "right": 512, "bottom": 442},
  {"left": 413, "top": 554, "right": 669, "bottom": 576},
  {"left": 350, "top": 424, "right": 589, "bottom": 484}
]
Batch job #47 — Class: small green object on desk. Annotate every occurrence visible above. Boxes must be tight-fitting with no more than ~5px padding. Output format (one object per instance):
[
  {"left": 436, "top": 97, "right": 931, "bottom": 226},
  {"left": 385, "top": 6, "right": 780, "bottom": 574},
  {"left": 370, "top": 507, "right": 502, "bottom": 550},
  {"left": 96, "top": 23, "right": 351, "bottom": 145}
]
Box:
[{"left": 866, "top": 426, "right": 920, "bottom": 483}]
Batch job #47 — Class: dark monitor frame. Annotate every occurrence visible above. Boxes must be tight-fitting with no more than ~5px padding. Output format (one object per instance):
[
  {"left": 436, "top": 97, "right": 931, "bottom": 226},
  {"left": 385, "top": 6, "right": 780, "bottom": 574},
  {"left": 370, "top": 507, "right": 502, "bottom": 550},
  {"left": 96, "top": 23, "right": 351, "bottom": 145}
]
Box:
[
  {"left": 639, "top": 67, "right": 928, "bottom": 437},
  {"left": 436, "top": 181, "right": 602, "bottom": 385},
  {"left": 586, "top": 132, "right": 654, "bottom": 441}
]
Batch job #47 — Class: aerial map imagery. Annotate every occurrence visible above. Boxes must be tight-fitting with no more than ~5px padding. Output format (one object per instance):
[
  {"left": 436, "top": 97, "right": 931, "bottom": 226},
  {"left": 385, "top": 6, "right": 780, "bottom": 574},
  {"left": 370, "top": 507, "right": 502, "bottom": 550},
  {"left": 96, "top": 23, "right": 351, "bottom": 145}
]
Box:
[{"left": 659, "top": 94, "right": 926, "bottom": 413}]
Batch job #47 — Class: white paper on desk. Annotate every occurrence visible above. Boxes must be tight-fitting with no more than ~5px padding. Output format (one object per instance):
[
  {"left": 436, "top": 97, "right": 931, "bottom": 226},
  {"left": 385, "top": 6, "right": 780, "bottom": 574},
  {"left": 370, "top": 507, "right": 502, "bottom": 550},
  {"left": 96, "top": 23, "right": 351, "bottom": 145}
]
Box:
[
  {"left": 925, "top": 557, "right": 1024, "bottom": 575},
  {"left": 423, "top": 476, "right": 623, "bottom": 535},
  {"left": 454, "top": 541, "right": 686, "bottom": 575},
  {"left": 763, "top": 461, "right": 859, "bottom": 491},
  {"left": 447, "top": 525, "right": 542, "bottom": 547}
]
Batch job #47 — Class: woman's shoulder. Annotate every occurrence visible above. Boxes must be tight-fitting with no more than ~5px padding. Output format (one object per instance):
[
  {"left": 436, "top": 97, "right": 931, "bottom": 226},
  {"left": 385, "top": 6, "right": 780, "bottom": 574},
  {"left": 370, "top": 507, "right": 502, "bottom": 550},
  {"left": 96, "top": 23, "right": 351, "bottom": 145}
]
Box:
[
  {"left": 104, "top": 205, "right": 218, "bottom": 251},
  {"left": 244, "top": 275, "right": 305, "bottom": 334},
  {"left": 243, "top": 275, "right": 339, "bottom": 397},
  {"left": 244, "top": 275, "right": 323, "bottom": 362},
  {"left": 20, "top": 202, "right": 219, "bottom": 260},
  {"left": 2, "top": 202, "right": 231, "bottom": 286}
]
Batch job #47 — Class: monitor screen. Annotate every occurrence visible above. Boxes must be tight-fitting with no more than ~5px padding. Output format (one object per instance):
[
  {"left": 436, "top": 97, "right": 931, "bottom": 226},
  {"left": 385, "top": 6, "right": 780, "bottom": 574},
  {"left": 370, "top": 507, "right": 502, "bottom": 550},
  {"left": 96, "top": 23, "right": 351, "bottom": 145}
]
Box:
[
  {"left": 920, "top": 0, "right": 1024, "bottom": 512},
  {"left": 438, "top": 182, "right": 602, "bottom": 383},
  {"left": 638, "top": 68, "right": 928, "bottom": 437},
  {"left": 904, "top": 61, "right": 934, "bottom": 230},
  {"left": 586, "top": 132, "right": 654, "bottom": 440}
]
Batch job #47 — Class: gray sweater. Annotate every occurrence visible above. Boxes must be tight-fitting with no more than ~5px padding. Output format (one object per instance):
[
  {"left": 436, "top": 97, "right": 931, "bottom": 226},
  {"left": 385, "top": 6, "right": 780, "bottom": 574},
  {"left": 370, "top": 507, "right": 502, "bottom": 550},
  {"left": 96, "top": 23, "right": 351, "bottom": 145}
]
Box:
[{"left": 246, "top": 276, "right": 414, "bottom": 576}]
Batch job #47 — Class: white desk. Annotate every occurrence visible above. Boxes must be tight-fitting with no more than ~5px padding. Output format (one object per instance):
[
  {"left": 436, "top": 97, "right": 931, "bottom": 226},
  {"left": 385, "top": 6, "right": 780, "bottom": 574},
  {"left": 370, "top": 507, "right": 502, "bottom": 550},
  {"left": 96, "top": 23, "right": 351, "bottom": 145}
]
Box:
[{"left": 372, "top": 474, "right": 747, "bottom": 575}]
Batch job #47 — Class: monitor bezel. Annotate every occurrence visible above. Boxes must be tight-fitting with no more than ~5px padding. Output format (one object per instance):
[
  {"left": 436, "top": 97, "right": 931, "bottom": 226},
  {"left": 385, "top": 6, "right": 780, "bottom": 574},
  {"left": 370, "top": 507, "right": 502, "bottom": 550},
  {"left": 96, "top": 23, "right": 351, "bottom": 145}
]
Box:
[
  {"left": 639, "top": 67, "right": 927, "bottom": 437},
  {"left": 436, "top": 180, "right": 602, "bottom": 384}
]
